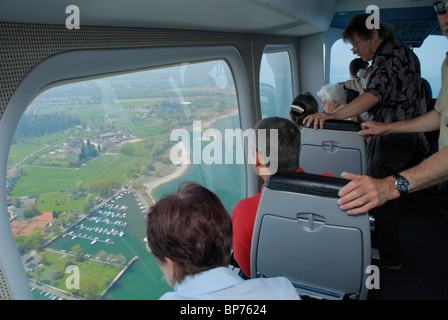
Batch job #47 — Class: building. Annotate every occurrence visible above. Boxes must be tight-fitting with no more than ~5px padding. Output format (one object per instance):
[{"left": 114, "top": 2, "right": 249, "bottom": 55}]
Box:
[{"left": 10, "top": 212, "right": 53, "bottom": 237}]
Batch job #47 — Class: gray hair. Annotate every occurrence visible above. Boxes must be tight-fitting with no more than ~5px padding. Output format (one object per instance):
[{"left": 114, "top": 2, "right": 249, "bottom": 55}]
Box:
[{"left": 317, "top": 84, "right": 347, "bottom": 105}]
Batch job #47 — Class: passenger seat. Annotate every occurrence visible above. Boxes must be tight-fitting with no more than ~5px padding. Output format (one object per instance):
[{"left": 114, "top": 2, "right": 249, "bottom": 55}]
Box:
[{"left": 250, "top": 171, "right": 372, "bottom": 300}]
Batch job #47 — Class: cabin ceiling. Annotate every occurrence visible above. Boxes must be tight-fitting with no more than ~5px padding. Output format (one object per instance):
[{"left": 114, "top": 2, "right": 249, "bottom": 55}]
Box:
[{"left": 0, "top": 0, "right": 439, "bottom": 40}]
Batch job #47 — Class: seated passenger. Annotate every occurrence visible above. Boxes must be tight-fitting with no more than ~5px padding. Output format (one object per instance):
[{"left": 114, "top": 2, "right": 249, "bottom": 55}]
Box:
[
  {"left": 341, "top": 58, "right": 371, "bottom": 120},
  {"left": 146, "top": 182, "right": 300, "bottom": 300},
  {"left": 317, "top": 84, "right": 359, "bottom": 123},
  {"left": 289, "top": 92, "right": 319, "bottom": 129},
  {"left": 232, "top": 117, "right": 333, "bottom": 279},
  {"left": 345, "top": 58, "right": 371, "bottom": 92}
]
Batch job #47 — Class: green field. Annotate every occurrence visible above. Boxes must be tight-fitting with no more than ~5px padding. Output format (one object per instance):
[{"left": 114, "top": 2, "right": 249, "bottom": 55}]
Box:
[
  {"left": 36, "top": 193, "right": 88, "bottom": 212},
  {"left": 130, "top": 121, "right": 162, "bottom": 138},
  {"left": 34, "top": 250, "right": 121, "bottom": 298},
  {"left": 10, "top": 153, "right": 140, "bottom": 197},
  {"left": 8, "top": 143, "right": 47, "bottom": 164}
]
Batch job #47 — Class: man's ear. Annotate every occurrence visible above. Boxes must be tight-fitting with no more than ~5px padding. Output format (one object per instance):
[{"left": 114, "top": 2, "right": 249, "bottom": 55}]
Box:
[
  {"left": 157, "top": 257, "right": 177, "bottom": 288},
  {"left": 255, "top": 150, "right": 264, "bottom": 167}
]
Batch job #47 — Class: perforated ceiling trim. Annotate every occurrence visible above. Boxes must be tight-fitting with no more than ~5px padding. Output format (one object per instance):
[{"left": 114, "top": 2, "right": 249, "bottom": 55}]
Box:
[
  {"left": 0, "top": 22, "right": 252, "bottom": 118},
  {"left": 0, "top": 267, "right": 11, "bottom": 300}
]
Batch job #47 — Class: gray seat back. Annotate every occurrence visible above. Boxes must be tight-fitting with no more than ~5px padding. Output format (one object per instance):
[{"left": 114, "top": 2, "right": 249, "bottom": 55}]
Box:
[
  {"left": 250, "top": 171, "right": 371, "bottom": 300},
  {"left": 300, "top": 120, "right": 366, "bottom": 176}
]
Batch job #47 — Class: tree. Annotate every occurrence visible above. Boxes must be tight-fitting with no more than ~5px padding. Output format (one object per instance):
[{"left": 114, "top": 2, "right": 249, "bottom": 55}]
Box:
[
  {"left": 76, "top": 181, "right": 85, "bottom": 193},
  {"left": 78, "top": 278, "right": 98, "bottom": 300},
  {"left": 79, "top": 139, "right": 86, "bottom": 162},
  {"left": 71, "top": 244, "right": 84, "bottom": 257},
  {"left": 23, "top": 203, "right": 40, "bottom": 219},
  {"left": 82, "top": 194, "right": 95, "bottom": 214}
]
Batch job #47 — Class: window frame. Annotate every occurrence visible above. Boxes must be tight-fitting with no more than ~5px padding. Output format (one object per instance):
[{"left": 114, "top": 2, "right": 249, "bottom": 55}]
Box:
[{"left": 0, "top": 45, "right": 251, "bottom": 299}]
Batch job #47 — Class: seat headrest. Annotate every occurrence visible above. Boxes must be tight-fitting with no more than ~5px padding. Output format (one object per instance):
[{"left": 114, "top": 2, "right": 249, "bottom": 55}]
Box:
[
  {"left": 320, "top": 119, "right": 361, "bottom": 132},
  {"left": 265, "top": 171, "right": 348, "bottom": 198}
]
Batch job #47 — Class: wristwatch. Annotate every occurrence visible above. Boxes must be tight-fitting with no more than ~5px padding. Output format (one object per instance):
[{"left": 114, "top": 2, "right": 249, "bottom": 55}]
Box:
[{"left": 392, "top": 174, "right": 410, "bottom": 197}]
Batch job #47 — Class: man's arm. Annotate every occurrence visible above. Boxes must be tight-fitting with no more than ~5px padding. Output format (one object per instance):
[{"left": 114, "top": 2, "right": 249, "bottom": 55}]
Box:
[
  {"left": 338, "top": 146, "right": 448, "bottom": 215},
  {"left": 402, "top": 145, "right": 448, "bottom": 193},
  {"left": 359, "top": 110, "right": 441, "bottom": 137}
]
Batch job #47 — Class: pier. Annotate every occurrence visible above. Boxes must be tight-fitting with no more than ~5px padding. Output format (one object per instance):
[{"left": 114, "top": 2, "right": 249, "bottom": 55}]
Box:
[{"left": 98, "top": 256, "right": 139, "bottom": 299}]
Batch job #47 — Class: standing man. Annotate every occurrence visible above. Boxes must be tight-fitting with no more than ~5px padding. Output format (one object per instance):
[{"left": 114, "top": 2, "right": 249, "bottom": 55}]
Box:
[
  {"left": 338, "top": 1, "right": 448, "bottom": 216},
  {"left": 304, "top": 13, "right": 425, "bottom": 269}
]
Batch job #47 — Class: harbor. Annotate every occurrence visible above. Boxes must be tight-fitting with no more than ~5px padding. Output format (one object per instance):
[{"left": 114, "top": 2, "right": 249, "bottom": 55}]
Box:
[{"left": 39, "top": 189, "right": 171, "bottom": 300}]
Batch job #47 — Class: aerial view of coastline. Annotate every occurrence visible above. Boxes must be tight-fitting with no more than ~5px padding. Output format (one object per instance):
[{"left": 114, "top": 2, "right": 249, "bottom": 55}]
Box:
[{"left": 6, "top": 61, "right": 245, "bottom": 300}]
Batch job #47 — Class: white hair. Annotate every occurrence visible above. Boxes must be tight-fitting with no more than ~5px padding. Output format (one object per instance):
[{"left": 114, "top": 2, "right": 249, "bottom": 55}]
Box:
[{"left": 317, "top": 84, "right": 347, "bottom": 105}]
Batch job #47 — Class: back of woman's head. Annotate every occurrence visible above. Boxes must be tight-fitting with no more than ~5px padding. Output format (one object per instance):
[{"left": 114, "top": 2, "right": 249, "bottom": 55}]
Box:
[
  {"left": 146, "top": 182, "right": 233, "bottom": 282},
  {"left": 290, "top": 92, "right": 318, "bottom": 126}
]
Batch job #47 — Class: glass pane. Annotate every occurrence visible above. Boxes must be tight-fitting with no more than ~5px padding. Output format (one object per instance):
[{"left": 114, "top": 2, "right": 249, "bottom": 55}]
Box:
[
  {"left": 260, "top": 50, "right": 293, "bottom": 119},
  {"left": 414, "top": 35, "right": 445, "bottom": 98},
  {"left": 329, "top": 39, "right": 353, "bottom": 85},
  {"left": 7, "top": 60, "right": 245, "bottom": 300},
  {"left": 330, "top": 35, "right": 445, "bottom": 98}
]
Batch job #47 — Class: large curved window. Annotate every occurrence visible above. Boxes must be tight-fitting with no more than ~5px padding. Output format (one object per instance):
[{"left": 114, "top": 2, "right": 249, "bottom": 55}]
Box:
[{"left": 7, "top": 60, "right": 245, "bottom": 300}]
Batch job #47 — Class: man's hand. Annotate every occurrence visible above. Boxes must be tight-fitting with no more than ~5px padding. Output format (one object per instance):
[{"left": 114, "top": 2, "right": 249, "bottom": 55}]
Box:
[
  {"left": 303, "top": 112, "right": 335, "bottom": 130},
  {"left": 360, "top": 120, "right": 390, "bottom": 135},
  {"left": 359, "top": 121, "right": 391, "bottom": 142},
  {"left": 337, "top": 172, "right": 400, "bottom": 215}
]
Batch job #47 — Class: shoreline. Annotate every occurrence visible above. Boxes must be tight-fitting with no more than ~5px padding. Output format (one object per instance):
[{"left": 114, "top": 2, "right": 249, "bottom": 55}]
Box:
[
  {"left": 142, "top": 111, "right": 238, "bottom": 206},
  {"left": 143, "top": 142, "right": 189, "bottom": 205}
]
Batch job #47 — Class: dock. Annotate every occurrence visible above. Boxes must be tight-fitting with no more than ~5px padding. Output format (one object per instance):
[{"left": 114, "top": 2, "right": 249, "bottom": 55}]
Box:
[{"left": 98, "top": 256, "right": 139, "bottom": 300}]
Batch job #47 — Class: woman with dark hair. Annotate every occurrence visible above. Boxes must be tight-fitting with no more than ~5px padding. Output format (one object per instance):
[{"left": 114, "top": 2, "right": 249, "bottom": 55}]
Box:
[
  {"left": 289, "top": 92, "right": 319, "bottom": 129},
  {"left": 146, "top": 182, "right": 299, "bottom": 300}
]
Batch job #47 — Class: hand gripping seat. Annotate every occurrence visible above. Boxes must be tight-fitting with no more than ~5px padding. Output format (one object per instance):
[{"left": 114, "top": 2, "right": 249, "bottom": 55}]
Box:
[
  {"left": 300, "top": 120, "right": 366, "bottom": 176},
  {"left": 250, "top": 171, "right": 372, "bottom": 300}
]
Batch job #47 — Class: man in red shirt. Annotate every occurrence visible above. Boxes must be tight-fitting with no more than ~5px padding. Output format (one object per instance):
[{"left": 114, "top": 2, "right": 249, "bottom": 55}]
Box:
[{"left": 231, "top": 117, "right": 304, "bottom": 279}]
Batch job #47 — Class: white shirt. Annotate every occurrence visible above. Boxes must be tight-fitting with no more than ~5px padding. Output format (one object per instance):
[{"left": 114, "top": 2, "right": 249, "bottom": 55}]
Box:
[
  {"left": 435, "top": 52, "right": 448, "bottom": 150},
  {"left": 159, "top": 267, "right": 300, "bottom": 300}
]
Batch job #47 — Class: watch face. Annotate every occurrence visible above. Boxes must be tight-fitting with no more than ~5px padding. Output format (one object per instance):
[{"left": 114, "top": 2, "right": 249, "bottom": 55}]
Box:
[{"left": 395, "top": 175, "right": 410, "bottom": 195}]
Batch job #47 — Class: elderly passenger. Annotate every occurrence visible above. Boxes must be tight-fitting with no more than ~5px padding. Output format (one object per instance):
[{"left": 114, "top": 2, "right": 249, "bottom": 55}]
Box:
[{"left": 317, "top": 84, "right": 359, "bottom": 122}]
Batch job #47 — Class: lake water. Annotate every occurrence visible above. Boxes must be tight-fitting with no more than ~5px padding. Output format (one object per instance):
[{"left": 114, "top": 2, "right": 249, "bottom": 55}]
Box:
[{"left": 153, "top": 114, "right": 247, "bottom": 214}]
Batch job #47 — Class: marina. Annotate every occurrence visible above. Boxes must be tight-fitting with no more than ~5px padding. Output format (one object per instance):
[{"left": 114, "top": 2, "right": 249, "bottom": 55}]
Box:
[
  {"left": 55, "top": 191, "right": 137, "bottom": 253},
  {"left": 45, "top": 189, "right": 171, "bottom": 299},
  {"left": 63, "top": 196, "right": 129, "bottom": 247}
]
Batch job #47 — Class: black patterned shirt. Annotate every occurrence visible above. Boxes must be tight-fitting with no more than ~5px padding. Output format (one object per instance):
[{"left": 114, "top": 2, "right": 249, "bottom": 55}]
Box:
[{"left": 365, "top": 38, "right": 423, "bottom": 123}]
